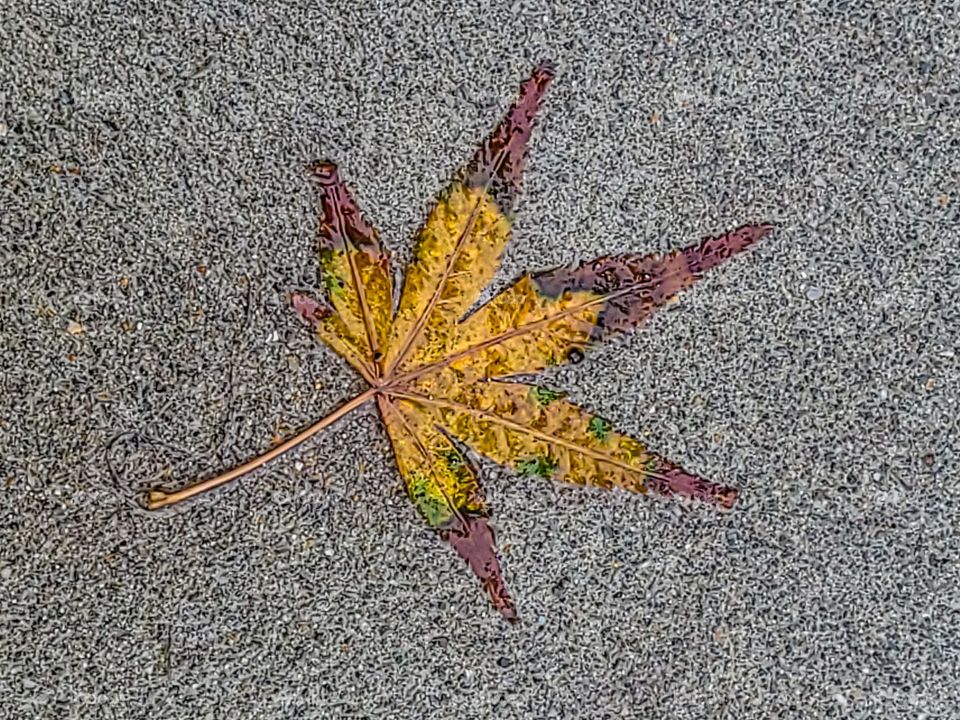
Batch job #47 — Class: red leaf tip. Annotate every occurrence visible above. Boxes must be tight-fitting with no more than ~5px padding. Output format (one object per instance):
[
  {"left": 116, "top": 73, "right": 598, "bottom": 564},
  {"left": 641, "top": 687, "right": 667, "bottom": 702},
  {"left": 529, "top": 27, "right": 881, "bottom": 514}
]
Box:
[
  {"left": 442, "top": 514, "right": 517, "bottom": 622},
  {"left": 647, "top": 467, "right": 739, "bottom": 510},
  {"left": 309, "top": 161, "right": 339, "bottom": 184},
  {"left": 684, "top": 222, "right": 775, "bottom": 275},
  {"left": 530, "top": 59, "right": 556, "bottom": 85}
]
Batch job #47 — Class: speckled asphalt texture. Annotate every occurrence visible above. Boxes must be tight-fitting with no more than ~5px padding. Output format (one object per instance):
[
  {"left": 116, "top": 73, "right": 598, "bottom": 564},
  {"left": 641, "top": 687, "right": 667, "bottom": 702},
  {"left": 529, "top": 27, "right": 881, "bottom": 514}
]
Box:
[{"left": 2, "top": 1, "right": 958, "bottom": 718}]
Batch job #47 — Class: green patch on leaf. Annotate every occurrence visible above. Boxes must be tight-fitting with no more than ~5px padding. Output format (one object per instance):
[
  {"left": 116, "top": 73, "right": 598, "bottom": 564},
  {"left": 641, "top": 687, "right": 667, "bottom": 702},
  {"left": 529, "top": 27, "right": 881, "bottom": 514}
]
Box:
[
  {"left": 439, "top": 447, "right": 464, "bottom": 468},
  {"left": 516, "top": 454, "right": 558, "bottom": 480},
  {"left": 530, "top": 386, "right": 565, "bottom": 407},
  {"left": 438, "top": 447, "right": 485, "bottom": 514},
  {"left": 319, "top": 250, "right": 345, "bottom": 298},
  {"left": 439, "top": 447, "right": 473, "bottom": 487},
  {"left": 407, "top": 471, "right": 452, "bottom": 526},
  {"left": 588, "top": 416, "right": 612, "bottom": 442},
  {"left": 322, "top": 273, "right": 345, "bottom": 298},
  {"left": 644, "top": 458, "right": 659, "bottom": 474}
]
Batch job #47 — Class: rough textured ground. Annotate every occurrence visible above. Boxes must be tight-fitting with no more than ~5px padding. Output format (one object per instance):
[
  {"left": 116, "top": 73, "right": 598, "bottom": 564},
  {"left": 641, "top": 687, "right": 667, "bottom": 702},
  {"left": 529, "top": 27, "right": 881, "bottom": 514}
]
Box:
[{"left": 2, "top": 1, "right": 958, "bottom": 718}]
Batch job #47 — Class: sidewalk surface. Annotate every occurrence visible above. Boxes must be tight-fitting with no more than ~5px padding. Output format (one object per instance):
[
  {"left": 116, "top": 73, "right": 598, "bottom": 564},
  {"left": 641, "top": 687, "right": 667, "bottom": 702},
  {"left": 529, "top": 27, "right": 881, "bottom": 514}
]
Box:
[{"left": 1, "top": 1, "right": 957, "bottom": 717}]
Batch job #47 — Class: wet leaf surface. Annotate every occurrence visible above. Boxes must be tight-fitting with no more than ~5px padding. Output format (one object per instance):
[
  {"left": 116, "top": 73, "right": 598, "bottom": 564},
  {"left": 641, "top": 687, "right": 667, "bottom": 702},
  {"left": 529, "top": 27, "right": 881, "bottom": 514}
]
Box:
[{"left": 151, "top": 62, "right": 772, "bottom": 621}]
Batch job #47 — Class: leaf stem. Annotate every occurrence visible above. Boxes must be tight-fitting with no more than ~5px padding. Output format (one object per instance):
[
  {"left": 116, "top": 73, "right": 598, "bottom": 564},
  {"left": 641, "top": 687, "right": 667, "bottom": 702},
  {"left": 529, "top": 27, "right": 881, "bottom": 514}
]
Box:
[{"left": 144, "top": 386, "right": 379, "bottom": 510}]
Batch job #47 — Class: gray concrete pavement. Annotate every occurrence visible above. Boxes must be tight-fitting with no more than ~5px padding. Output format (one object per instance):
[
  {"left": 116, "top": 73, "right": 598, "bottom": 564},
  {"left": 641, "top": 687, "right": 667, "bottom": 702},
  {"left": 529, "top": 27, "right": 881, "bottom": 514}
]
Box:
[{"left": 1, "top": 1, "right": 958, "bottom": 717}]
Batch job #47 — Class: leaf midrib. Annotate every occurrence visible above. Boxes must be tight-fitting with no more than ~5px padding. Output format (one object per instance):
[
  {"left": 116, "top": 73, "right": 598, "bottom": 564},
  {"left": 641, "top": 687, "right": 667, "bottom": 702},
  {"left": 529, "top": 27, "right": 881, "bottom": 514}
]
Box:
[
  {"left": 385, "top": 262, "right": 693, "bottom": 389},
  {"left": 385, "top": 156, "right": 512, "bottom": 377},
  {"left": 388, "top": 389, "right": 673, "bottom": 488}
]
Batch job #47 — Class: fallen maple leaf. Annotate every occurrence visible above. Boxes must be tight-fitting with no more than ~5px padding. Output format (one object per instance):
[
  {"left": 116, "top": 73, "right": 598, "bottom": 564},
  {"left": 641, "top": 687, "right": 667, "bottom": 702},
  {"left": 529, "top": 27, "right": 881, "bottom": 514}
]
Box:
[{"left": 147, "top": 62, "right": 773, "bottom": 621}]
